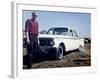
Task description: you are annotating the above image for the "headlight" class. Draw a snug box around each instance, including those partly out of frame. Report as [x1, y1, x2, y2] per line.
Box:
[50, 41, 54, 46]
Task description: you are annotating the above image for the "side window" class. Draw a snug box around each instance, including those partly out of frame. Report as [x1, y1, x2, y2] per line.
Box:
[73, 31, 78, 38]
[69, 29, 73, 37]
[75, 31, 78, 37]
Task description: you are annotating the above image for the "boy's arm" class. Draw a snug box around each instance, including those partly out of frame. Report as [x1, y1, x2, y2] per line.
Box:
[25, 20, 30, 44]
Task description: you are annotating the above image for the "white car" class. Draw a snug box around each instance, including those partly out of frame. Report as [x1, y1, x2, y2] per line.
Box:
[39, 27, 84, 60]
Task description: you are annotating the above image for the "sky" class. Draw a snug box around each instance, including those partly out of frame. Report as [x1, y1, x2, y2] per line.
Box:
[23, 10, 91, 38]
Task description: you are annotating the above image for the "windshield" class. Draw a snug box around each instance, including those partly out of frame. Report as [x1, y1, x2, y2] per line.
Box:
[47, 28, 68, 35]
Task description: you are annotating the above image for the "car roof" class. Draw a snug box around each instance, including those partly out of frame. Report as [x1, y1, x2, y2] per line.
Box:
[49, 27, 68, 29]
[49, 27, 75, 31]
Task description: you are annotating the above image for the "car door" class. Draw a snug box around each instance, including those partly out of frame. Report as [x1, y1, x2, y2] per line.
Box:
[67, 29, 75, 50]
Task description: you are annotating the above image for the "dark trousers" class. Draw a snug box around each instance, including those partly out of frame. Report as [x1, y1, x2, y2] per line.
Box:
[27, 33, 38, 68]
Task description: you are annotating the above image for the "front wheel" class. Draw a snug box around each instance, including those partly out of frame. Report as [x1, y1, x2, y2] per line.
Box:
[55, 46, 63, 60]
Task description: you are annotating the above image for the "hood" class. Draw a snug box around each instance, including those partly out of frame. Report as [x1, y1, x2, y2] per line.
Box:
[39, 34, 69, 38]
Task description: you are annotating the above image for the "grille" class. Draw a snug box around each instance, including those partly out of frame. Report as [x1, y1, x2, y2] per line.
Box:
[39, 38, 53, 46]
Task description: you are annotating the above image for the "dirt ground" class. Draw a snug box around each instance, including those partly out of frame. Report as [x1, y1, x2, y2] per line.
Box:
[23, 44, 91, 69]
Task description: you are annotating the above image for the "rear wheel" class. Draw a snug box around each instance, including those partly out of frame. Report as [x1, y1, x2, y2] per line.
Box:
[55, 45, 63, 60]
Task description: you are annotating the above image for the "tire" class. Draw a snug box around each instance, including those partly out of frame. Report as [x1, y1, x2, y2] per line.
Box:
[60, 43, 66, 54]
[55, 45, 63, 60]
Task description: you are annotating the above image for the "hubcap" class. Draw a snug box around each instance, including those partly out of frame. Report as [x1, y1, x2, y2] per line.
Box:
[58, 46, 63, 59]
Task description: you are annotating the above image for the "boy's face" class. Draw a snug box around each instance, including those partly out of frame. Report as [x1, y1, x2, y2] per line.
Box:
[32, 15, 36, 20]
